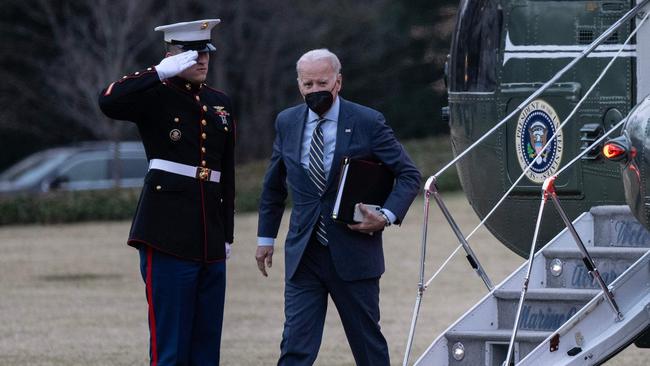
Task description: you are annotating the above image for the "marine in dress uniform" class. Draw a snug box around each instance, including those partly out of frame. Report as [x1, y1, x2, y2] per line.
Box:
[97, 19, 234, 366]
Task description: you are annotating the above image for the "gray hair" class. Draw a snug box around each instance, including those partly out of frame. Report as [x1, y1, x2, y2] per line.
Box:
[296, 49, 342, 76]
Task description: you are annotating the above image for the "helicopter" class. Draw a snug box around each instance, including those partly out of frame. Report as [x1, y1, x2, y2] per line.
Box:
[444, 0, 646, 257]
[403, 0, 650, 365]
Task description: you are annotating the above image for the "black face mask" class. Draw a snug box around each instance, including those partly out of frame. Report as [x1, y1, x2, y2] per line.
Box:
[305, 89, 334, 116]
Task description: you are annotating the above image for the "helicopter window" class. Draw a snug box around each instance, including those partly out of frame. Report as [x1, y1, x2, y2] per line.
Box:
[601, 2, 624, 12]
[578, 28, 618, 45]
[578, 29, 594, 44]
[449, 0, 502, 92]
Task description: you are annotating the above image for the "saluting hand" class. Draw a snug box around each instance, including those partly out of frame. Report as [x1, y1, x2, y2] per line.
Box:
[155, 50, 198, 80]
[255, 246, 274, 277]
[347, 203, 386, 235]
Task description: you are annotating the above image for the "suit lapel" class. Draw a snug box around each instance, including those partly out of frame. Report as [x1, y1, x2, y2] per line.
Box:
[286, 104, 316, 190]
[326, 98, 355, 191]
[288, 105, 308, 164]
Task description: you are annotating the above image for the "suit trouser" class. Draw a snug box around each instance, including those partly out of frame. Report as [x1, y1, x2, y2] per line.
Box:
[139, 246, 226, 366]
[278, 239, 390, 366]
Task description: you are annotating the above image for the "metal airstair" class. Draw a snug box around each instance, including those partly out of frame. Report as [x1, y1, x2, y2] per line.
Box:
[402, 0, 650, 366]
[402, 3, 650, 364]
[414, 205, 650, 365]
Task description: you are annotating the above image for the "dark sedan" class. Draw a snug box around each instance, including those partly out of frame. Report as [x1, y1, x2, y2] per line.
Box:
[0, 141, 148, 196]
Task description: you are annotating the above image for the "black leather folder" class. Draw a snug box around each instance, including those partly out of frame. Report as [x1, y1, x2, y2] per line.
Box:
[331, 157, 394, 224]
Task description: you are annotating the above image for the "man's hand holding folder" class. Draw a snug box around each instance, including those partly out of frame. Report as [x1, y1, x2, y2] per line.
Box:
[347, 203, 387, 234]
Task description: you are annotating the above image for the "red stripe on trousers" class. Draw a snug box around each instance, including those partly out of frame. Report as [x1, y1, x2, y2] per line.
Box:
[146, 247, 158, 366]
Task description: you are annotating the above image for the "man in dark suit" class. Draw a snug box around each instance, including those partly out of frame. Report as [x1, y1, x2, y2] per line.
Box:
[98, 19, 234, 365]
[256, 49, 421, 366]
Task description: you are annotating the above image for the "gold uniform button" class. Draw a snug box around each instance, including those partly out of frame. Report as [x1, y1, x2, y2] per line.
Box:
[224, 126, 229, 132]
[202, 133, 207, 140]
[155, 185, 162, 191]
[169, 128, 181, 141]
[202, 105, 208, 112]
[201, 147, 206, 153]
[201, 160, 207, 167]
[185, 83, 192, 90]
[201, 119, 207, 126]
[174, 117, 180, 123]
[195, 96, 200, 101]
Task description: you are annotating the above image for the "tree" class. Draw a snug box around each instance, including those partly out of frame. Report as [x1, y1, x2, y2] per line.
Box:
[0, 0, 457, 169]
[1, 0, 167, 182]
[32, 0, 165, 140]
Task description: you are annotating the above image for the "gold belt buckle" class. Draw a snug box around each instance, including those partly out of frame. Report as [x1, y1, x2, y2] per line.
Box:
[196, 167, 211, 181]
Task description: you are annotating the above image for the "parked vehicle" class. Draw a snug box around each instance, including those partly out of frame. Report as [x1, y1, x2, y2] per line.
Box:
[0, 141, 148, 195]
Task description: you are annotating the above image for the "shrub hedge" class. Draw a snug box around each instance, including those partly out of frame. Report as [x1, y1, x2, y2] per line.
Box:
[0, 189, 140, 225]
[0, 136, 461, 226]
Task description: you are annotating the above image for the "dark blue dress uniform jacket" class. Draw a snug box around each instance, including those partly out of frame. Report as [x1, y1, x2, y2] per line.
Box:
[98, 68, 235, 262]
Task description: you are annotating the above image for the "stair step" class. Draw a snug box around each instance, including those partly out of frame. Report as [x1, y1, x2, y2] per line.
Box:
[444, 330, 552, 365]
[493, 288, 600, 301]
[543, 247, 649, 259]
[543, 247, 647, 289]
[590, 206, 650, 248]
[494, 289, 599, 331]
[446, 329, 551, 342]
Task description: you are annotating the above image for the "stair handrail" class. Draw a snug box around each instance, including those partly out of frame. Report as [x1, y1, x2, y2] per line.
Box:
[403, 3, 650, 365]
[506, 10, 649, 361]
[428, 111, 627, 313]
[503, 128, 627, 364]
[503, 179, 550, 366]
[402, 189, 432, 366]
[545, 176, 624, 321]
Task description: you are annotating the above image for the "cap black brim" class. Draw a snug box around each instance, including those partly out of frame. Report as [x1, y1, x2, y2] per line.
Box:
[169, 40, 216, 52]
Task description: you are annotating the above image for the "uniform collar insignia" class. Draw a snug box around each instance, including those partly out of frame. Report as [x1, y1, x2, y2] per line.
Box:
[167, 76, 202, 94]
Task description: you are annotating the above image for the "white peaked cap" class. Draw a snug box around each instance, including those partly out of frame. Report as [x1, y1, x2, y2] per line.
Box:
[154, 19, 221, 44]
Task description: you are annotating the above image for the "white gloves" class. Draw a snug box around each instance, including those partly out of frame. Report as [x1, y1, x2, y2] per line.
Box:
[155, 50, 198, 81]
[225, 242, 232, 260]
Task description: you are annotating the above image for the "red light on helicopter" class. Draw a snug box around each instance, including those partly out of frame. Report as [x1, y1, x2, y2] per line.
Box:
[602, 142, 627, 161]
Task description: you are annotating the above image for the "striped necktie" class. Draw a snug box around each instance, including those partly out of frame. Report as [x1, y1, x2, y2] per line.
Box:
[309, 118, 328, 245]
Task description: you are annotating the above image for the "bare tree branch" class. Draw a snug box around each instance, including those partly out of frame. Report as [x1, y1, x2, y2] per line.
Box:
[10, 0, 164, 139]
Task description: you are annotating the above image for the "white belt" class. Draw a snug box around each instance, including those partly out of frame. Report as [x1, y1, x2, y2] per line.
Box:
[149, 159, 221, 183]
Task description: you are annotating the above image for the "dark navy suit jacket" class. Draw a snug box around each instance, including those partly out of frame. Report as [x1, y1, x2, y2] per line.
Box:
[258, 98, 421, 281]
